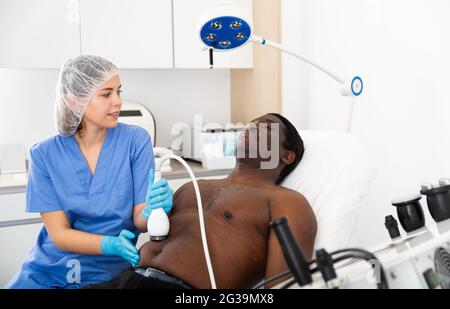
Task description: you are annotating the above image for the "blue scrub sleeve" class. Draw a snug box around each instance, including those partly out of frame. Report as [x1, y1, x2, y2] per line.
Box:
[131, 129, 154, 205]
[26, 146, 63, 213]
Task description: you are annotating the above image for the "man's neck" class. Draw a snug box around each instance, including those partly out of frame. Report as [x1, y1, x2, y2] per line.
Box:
[227, 162, 279, 185]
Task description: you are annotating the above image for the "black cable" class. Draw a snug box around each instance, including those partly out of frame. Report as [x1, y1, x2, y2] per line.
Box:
[280, 267, 321, 289]
[332, 248, 374, 256]
[252, 270, 291, 289]
[280, 278, 296, 289]
[252, 259, 319, 289]
[258, 248, 388, 289]
[332, 254, 359, 264]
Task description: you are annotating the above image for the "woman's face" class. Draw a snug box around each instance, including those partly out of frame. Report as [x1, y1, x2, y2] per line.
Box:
[83, 74, 122, 130]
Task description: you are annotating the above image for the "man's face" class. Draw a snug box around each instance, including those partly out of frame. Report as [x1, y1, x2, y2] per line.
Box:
[236, 114, 287, 169]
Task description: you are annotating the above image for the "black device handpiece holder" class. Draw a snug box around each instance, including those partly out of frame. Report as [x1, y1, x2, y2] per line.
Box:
[384, 215, 401, 239]
[270, 217, 313, 287]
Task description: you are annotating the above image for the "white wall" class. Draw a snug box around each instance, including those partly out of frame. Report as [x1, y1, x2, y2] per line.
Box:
[0, 69, 230, 150]
[282, 0, 450, 248]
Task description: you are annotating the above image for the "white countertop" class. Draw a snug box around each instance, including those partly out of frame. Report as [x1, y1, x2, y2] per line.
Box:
[0, 160, 231, 194]
[0, 173, 27, 191]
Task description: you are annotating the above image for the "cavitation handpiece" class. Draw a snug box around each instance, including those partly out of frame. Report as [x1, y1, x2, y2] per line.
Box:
[147, 169, 170, 241]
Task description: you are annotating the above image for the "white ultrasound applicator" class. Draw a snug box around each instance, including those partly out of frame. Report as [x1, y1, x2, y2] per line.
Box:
[147, 169, 170, 241]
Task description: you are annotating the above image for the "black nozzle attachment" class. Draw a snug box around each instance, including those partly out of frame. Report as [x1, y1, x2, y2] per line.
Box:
[315, 249, 337, 282]
[420, 184, 450, 222]
[391, 195, 425, 232]
[270, 217, 312, 287]
[384, 215, 401, 239]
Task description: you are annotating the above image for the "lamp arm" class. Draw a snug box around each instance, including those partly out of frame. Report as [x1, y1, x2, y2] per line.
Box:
[251, 35, 345, 85]
[251, 35, 360, 132]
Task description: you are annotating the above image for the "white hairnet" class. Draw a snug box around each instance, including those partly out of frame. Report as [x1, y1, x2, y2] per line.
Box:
[55, 55, 118, 136]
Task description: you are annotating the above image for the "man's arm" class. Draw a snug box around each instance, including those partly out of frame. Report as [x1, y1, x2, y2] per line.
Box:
[264, 190, 317, 288]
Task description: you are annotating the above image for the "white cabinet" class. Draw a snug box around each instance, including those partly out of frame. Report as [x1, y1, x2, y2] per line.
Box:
[0, 193, 40, 221]
[0, 192, 43, 287]
[173, 0, 253, 69]
[0, 223, 43, 288]
[0, 0, 81, 68]
[0, 0, 253, 69]
[79, 0, 173, 68]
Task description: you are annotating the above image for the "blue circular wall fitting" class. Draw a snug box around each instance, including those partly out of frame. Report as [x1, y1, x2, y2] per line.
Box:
[351, 76, 363, 96]
[200, 16, 252, 50]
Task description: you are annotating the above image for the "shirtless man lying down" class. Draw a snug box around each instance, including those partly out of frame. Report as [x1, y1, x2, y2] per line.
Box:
[86, 113, 317, 289]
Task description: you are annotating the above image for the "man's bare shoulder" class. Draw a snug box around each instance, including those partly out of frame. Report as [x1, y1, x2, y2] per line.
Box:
[271, 186, 310, 207]
[269, 186, 317, 229]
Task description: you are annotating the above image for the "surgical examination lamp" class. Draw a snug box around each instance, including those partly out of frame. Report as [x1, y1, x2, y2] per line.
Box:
[198, 5, 364, 132]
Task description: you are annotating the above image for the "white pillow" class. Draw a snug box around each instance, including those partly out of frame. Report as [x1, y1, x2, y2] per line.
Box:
[281, 130, 375, 252]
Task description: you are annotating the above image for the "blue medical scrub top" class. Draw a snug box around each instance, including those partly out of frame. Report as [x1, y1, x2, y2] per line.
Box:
[6, 123, 154, 289]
